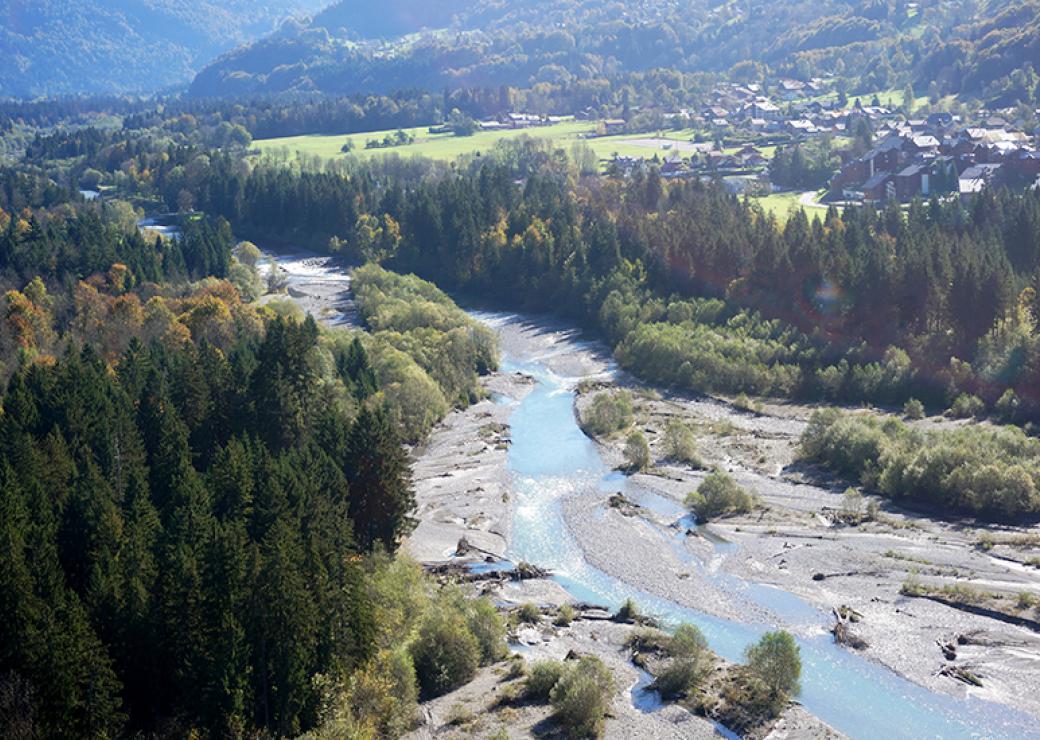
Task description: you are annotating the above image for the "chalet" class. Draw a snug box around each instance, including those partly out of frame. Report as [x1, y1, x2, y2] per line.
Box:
[749, 118, 782, 134]
[722, 175, 761, 194]
[862, 171, 895, 202]
[894, 164, 930, 201]
[947, 136, 979, 158]
[777, 79, 806, 100]
[831, 133, 917, 196]
[506, 112, 543, 128]
[1005, 149, 1040, 182]
[838, 135, 905, 185]
[959, 163, 1003, 196]
[705, 151, 739, 170]
[608, 155, 645, 177]
[661, 157, 690, 178]
[786, 119, 818, 135]
[603, 119, 627, 135]
[746, 101, 781, 120]
[731, 144, 768, 168]
[907, 134, 940, 154]
[812, 110, 847, 131]
[861, 106, 894, 120]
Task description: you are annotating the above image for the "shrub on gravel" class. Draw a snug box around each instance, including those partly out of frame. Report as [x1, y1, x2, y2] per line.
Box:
[549, 656, 615, 738]
[525, 660, 567, 700]
[685, 469, 755, 520]
[664, 420, 702, 466]
[745, 630, 801, 699]
[582, 391, 634, 436]
[624, 431, 651, 471]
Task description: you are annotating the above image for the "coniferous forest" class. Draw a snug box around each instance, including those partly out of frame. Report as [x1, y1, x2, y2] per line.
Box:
[171, 146, 1040, 424]
[0, 159, 503, 737]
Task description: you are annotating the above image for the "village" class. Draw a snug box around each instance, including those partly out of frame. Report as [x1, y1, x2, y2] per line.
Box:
[477, 78, 1040, 206]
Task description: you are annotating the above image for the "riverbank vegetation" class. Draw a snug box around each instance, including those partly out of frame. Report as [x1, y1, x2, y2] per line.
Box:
[579, 390, 635, 437]
[686, 470, 757, 521]
[632, 624, 801, 734]
[410, 587, 506, 698]
[523, 656, 615, 738]
[352, 265, 499, 441]
[800, 409, 1040, 521]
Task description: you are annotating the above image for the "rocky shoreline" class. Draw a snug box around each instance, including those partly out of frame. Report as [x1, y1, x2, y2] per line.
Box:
[571, 383, 1040, 723]
[404, 313, 847, 738]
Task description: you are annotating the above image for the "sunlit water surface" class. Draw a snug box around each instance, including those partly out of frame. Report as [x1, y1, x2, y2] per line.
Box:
[496, 325, 1039, 740]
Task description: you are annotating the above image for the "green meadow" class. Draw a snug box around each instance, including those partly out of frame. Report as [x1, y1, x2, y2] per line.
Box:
[253, 121, 734, 164]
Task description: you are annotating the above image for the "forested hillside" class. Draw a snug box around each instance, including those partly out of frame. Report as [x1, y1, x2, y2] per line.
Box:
[0, 148, 504, 736]
[916, 0, 1040, 103]
[0, 0, 327, 96]
[189, 0, 1017, 101]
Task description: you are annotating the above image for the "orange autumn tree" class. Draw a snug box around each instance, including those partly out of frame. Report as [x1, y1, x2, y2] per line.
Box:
[1, 277, 56, 362]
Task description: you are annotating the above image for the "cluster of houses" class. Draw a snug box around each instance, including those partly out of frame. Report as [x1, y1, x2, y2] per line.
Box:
[831, 116, 1040, 202]
[604, 79, 1040, 203]
[692, 82, 1040, 202]
[454, 78, 1040, 204]
[691, 80, 861, 137]
[609, 143, 772, 185]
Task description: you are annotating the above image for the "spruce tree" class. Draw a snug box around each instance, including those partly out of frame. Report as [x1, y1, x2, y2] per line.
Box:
[345, 406, 415, 552]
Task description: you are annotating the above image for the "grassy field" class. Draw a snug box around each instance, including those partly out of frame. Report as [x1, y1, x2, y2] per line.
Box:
[255, 120, 600, 162]
[751, 190, 830, 223]
[258, 121, 836, 226]
[804, 87, 941, 112]
[753, 191, 805, 222]
[254, 121, 739, 165]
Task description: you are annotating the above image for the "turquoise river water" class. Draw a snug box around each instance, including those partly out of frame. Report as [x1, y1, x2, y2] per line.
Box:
[499, 344, 1040, 740]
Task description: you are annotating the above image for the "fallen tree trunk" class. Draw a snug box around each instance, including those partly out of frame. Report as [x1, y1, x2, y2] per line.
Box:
[905, 593, 1040, 633]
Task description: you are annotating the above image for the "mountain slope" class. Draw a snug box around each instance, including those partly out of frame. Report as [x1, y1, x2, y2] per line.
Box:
[188, 0, 1003, 99]
[0, 0, 328, 97]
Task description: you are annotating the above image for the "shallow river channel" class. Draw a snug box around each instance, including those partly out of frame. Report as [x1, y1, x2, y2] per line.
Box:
[489, 311, 1039, 740]
[254, 248, 1040, 740]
